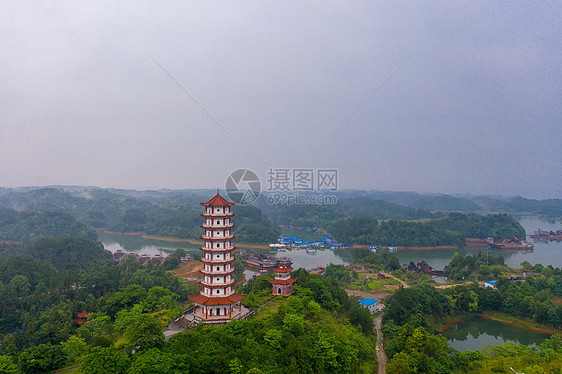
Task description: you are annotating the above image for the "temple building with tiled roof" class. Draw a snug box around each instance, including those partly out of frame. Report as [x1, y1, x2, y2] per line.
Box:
[268, 263, 297, 296]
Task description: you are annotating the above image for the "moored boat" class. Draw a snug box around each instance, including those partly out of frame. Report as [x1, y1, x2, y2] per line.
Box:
[488, 238, 534, 250]
[530, 229, 562, 241]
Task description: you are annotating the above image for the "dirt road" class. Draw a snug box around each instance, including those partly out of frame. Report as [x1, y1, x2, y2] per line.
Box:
[374, 314, 387, 374]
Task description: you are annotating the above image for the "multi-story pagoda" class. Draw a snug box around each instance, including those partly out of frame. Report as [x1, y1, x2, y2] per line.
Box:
[188, 192, 245, 323]
[268, 263, 297, 296]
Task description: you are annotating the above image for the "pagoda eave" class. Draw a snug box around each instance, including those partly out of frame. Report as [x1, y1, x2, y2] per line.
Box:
[273, 268, 293, 273]
[268, 278, 297, 285]
[189, 293, 246, 306]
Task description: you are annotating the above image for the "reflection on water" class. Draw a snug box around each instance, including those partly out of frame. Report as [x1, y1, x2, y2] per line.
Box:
[98, 230, 354, 270]
[98, 231, 200, 257]
[443, 316, 551, 351]
[98, 216, 562, 271]
[269, 247, 355, 270]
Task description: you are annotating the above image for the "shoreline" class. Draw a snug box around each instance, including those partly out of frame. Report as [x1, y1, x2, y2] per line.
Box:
[398, 245, 460, 250]
[98, 229, 271, 249]
[98, 229, 495, 251]
[480, 313, 561, 335]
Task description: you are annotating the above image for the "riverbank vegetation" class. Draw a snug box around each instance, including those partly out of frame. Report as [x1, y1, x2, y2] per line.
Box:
[330, 213, 525, 247]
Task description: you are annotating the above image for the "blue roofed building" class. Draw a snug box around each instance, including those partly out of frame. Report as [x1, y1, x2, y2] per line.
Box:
[484, 280, 497, 289]
[359, 298, 382, 314]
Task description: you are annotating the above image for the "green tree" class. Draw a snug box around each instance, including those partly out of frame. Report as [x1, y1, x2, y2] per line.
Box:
[60, 336, 87, 365]
[0, 355, 19, 373]
[114, 305, 164, 353]
[128, 348, 189, 374]
[18, 344, 67, 374]
[81, 346, 130, 374]
[8, 274, 31, 296]
[387, 352, 416, 374]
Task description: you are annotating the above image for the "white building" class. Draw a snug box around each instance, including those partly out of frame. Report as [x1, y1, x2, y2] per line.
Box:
[359, 298, 382, 314]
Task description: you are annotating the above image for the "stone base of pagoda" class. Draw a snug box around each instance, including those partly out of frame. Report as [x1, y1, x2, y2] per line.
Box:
[177, 304, 253, 327]
[193, 308, 242, 323]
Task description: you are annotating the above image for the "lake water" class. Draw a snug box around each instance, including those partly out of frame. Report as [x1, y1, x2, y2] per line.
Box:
[98, 231, 200, 257]
[442, 316, 551, 351]
[98, 215, 562, 271]
[97, 230, 354, 270]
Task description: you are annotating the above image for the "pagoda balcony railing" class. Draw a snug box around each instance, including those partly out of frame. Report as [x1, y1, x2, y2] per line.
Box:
[201, 223, 235, 229]
[201, 212, 235, 218]
[199, 279, 236, 287]
[200, 235, 235, 241]
[201, 268, 235, 276]
[201, 246, 236, 252]
[200, 257, 236, 264]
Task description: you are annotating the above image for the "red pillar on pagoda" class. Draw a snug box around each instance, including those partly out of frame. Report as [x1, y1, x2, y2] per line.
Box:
[268, 263, 297, 296]
[188, 192, 245, 323]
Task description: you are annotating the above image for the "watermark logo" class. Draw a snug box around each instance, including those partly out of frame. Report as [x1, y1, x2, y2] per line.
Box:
[267, 168, 338, 191]
[225, 169, 261, 205]
[225, 168, 338, 205]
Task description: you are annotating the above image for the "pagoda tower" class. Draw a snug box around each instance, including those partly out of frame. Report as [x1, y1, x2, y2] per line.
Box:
[268, 263, 297, 296]
[188, 192, 245, 323]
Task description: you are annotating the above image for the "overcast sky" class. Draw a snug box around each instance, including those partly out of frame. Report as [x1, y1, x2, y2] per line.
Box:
[1, 1, 560, 198]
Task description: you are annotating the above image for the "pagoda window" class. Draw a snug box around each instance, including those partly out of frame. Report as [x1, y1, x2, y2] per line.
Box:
[278, 288, 282, 294]
[216, 290, 220, 294]
[216, 266, 220, 271]
[216, 220, 220, 224]
[216, 243, 220, 248]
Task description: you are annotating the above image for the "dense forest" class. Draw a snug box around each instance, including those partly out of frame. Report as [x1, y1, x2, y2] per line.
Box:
[0, 237, 377, 373]
[0, 208, 97, 242]
[330, 213, 525, 246]
[0, 237, 112, 270]
[0, 187, 558, 248]
[0, 188, 279, 244]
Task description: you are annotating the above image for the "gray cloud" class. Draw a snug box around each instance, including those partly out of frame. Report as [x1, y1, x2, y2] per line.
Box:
[1, 1, 560, 198]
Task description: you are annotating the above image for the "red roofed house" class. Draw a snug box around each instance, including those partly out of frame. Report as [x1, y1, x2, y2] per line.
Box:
[268, 263, 297, 296]
[188, 192, 246, 324]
